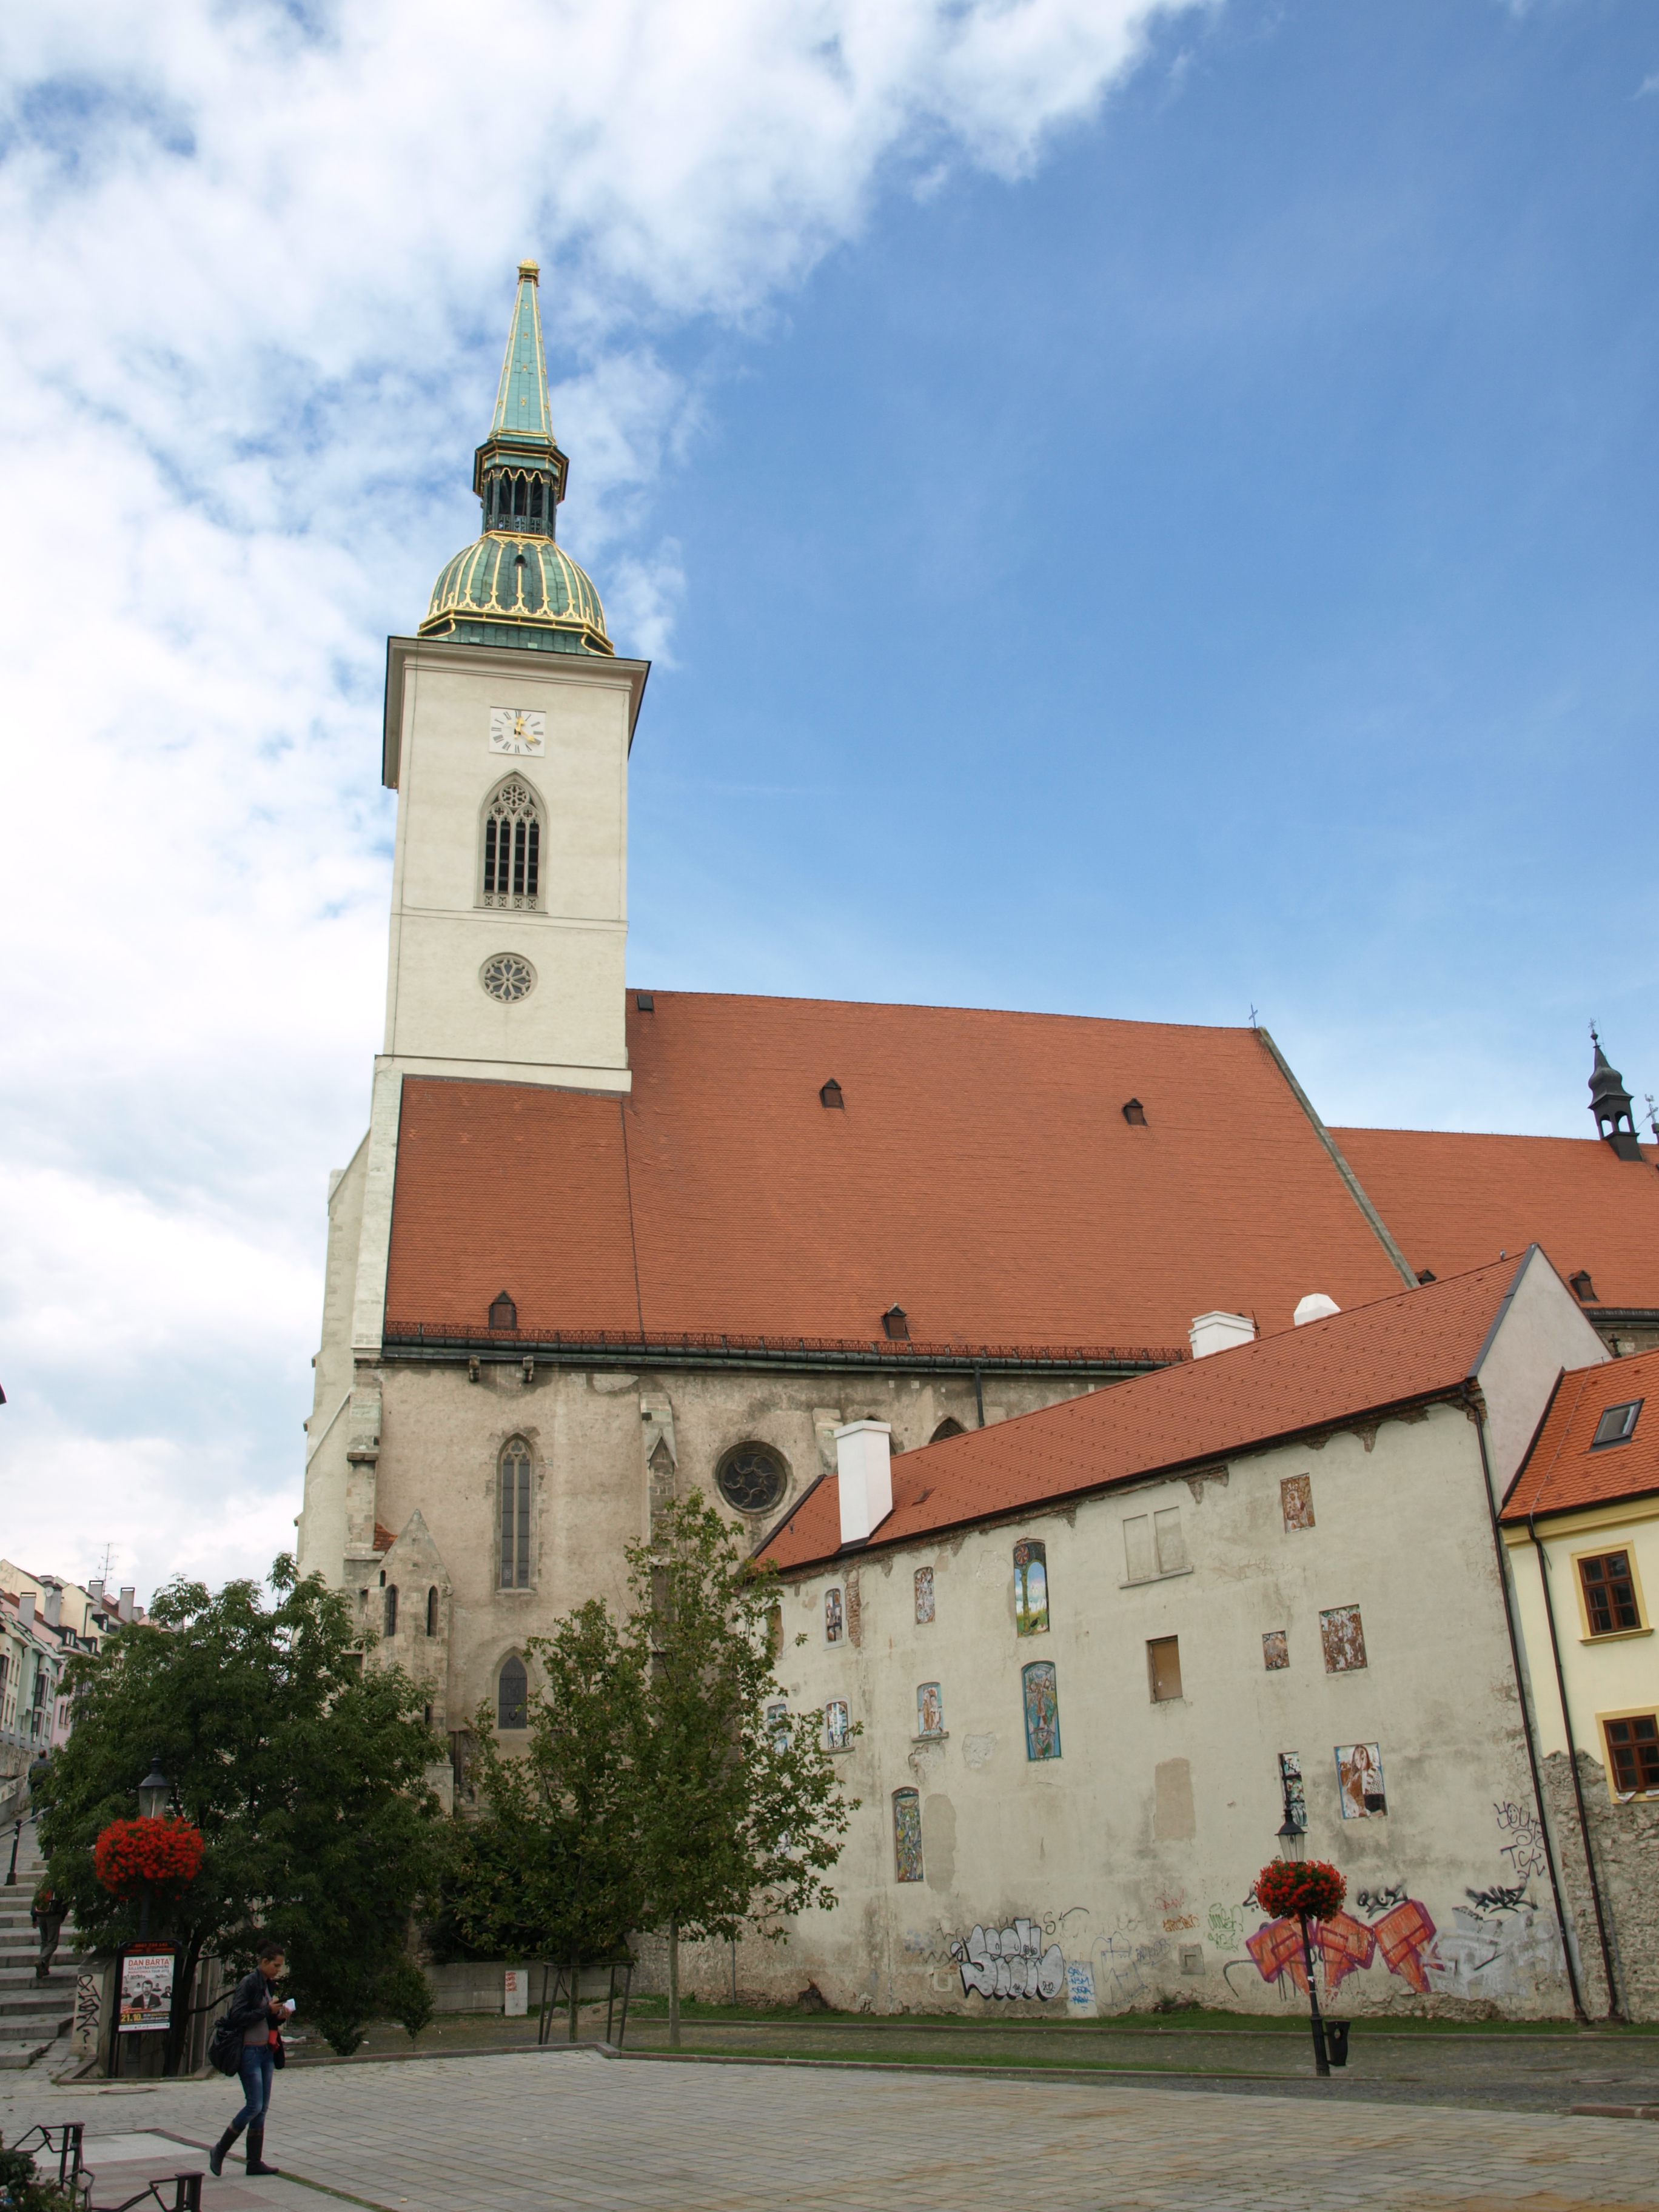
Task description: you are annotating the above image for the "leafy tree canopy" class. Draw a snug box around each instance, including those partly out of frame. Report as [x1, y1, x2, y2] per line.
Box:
[38, 1556, 445, 2064]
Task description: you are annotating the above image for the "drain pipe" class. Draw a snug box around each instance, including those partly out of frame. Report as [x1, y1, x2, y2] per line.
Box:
[1463, 1387, 1588, 2022]
[1528, 1512, 1624, 2020]
[973, 1361, 985, 1429]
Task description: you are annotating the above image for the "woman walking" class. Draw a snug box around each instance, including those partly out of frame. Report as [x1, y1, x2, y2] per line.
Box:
[209, 1938, 292, 2177]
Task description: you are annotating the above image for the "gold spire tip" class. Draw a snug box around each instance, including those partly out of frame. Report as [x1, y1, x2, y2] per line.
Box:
[518, 259, 540, 282]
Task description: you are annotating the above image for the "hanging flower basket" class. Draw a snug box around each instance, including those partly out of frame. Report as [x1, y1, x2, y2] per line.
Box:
[1254, 1857, 1346, 1924]
[94, 1817, 205, 1898]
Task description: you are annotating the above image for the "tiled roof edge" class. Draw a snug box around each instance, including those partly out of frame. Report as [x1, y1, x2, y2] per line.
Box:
[1255, 1028, 1418, 1289]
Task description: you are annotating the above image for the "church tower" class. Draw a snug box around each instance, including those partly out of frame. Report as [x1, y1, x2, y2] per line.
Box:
[380, 260, 648, 1094]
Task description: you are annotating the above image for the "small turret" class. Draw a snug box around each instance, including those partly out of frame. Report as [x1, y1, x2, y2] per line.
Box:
[1588, 1027, 1644, 1161]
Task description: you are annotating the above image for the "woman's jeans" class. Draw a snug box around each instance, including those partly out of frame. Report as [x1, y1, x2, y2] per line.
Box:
[232, 2045, 273, 2131]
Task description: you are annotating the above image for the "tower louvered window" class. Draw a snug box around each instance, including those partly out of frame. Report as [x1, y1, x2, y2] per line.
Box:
[483, 780, 540, 910]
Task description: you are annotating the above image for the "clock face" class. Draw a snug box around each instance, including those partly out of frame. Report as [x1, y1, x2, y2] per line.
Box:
[489, 707, 546, 755]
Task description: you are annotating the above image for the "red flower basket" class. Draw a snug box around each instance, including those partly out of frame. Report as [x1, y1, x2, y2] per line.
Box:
[1255, 1857, 1346, 1924]
[94, 1817, 205, 1899]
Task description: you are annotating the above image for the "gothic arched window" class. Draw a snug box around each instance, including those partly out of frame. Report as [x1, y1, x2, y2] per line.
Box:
[498, 1655, 528, 1731]
[481, 779, 541, 910]
[499, 1437, 532, 1589]
[426, 1586, 439, 1637]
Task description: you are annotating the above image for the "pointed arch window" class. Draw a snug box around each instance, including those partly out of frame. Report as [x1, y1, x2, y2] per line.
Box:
[498, 1655, 528, 1730]
[426, 1586, 440, 1637]
[481, 779, 541, 910]
[499, 1438, 532, 1588]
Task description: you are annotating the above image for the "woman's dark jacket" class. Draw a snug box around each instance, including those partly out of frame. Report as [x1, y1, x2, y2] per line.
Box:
[223, 1970, 278, 2036]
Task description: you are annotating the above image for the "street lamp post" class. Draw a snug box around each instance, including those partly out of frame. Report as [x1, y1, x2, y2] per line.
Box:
[1276, 1815, 1331, 2080]
[135, 1759, 169, 1940]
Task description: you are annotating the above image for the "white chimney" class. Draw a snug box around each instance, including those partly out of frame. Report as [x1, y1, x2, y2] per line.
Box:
[87, 1580, 105, 1607]
[1188, 1311, 1257, 1359]
[118, 1586, 136, 1623]
[18, 1591, 35, 1626]
[1293, 1293, 1341, 1327]
[835, 1421, 894, 1546]
[42, 1584, 62, 1629]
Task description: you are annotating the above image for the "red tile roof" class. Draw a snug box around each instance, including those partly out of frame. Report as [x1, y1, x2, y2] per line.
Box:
[384, 994, 1410, 1352]
[760, 1257, 1526, 1572]
[1501, 1346, 1659, 1523]
[1332, 1127, 1659, 1314]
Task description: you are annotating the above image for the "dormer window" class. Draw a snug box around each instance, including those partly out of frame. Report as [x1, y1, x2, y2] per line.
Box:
[489, 1290, 517, 1330]
[882, 1305, 910, 1341]
[1122, 1099, 1147, 1125]
[1570, 1270, 1598, 1304]
[1592, 1399, 1642, 1449]
[820, 1079, 843, 1109]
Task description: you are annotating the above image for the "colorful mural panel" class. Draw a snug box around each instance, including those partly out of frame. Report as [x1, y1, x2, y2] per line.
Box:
[1022, 1660, 1061, 1760]
[825, 1587, 843, 1644]
[1280, 1474, 1315, 1530]
[1278, 1750, 1305, 1826]
[893, 1788, 923, 1883]
[823, 1698, 850, 1750]
[1262, 1630, 1289, 1671]
[1013, 1540, 1049, 1636]
[917, 1681, 943, 1737]
[914, 1567, 935, 1624]
[1319, 1604, 1367, 1673]
[1336, 1741, 1387, 1818]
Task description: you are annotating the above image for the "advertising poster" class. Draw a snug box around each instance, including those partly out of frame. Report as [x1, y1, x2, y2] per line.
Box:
[119, 1946, 176, 2030]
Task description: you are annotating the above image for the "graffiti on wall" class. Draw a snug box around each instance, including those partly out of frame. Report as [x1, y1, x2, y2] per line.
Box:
[951, 1919, 1068, 2002]
[1156, 1888, 1199, 1934]
[1355, 1883, 1407, 1919]
[1493, 1800, 1549, 1883]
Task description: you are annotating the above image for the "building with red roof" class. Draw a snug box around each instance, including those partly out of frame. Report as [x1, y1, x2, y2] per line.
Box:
[294, 275, 1657, 2014]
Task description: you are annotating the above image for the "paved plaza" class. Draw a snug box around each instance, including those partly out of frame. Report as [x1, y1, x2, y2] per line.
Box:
[4, 2047, 1658, 2212]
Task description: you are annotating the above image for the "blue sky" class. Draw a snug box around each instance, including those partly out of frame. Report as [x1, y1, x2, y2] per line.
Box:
[1, 0, 1655, 1596]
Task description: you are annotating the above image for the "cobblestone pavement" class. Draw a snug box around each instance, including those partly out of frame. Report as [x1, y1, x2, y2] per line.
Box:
[4, 2048, 1658, 2212]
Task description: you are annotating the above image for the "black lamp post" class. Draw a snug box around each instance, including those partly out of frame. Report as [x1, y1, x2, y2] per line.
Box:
[1275, 1814, 1330, 2079]
[135, 1758, 169, 1940]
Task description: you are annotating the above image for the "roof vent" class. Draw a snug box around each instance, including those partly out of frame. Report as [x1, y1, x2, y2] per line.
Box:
[1293, 1293, 1341, 1327]
[489, 1289, 518, 1329]
[1569, 1270, 1598, 1304]
[820, 1079, 844, 1109]
[1188, 1311, 1256, 1359]
[1416, 1269, 1436, 1285]
[1122, 1099, 1147, 1125]
[635, 991, 654, 1011]
[882, 1304, 910, 1341]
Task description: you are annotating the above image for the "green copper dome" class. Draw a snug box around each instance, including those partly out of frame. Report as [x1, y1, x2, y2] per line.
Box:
[423, 532, 611, 655]
[420, 261, 613, 657]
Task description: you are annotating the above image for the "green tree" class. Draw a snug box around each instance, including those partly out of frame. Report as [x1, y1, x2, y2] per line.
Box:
[625, 1495, 856, 2047]
[378, 1958, 437, 2045]
[38, 1557, 445, 2068]
[447, 1601, 644, 2040]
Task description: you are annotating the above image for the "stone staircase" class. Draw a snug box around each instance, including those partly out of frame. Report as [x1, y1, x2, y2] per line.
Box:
[0, 1818, 76, 2068]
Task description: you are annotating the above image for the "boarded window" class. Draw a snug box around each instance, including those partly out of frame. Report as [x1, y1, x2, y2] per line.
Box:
[1278, 1751, 1305, 1826]
[1013, 1540, 1049, 1635]
[1581, 1552, 1641, 1636]
[1147, 1637, 1182, 1703]
[914, 1566, 935, 1624]
[1022, 1661, 1061, 1759]
[1336, 1742, 1387, 1818]
[825, 1587, 843, 1644]
[1153, 1506, 1187, 1572]
[1125, 1509, 1185, 1579]
[893, 1789, 924, 1881]
[498, 1655, 528, 1731]
[1262, 1629, 1289, 1671]
[1604, 1714, 1659, 1795]
[917, 1681, 943, 1737]
[499, 1439, 532, 1588]
[824, 1698, 850, 1751]
[1281, 1475, 1315, 1530]
[1319, 1604, 1367, 1672]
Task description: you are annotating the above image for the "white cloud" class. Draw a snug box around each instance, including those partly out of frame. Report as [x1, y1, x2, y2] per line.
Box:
[0, 0, 1203, 1596]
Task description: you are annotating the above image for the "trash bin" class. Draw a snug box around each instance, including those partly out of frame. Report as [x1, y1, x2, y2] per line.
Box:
[1322, 2019, 1350, 2068]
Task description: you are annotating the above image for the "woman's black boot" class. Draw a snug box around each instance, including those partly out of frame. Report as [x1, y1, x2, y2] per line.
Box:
[208, 2125, 243, 2177]
[246, 2125, 280, 2177]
